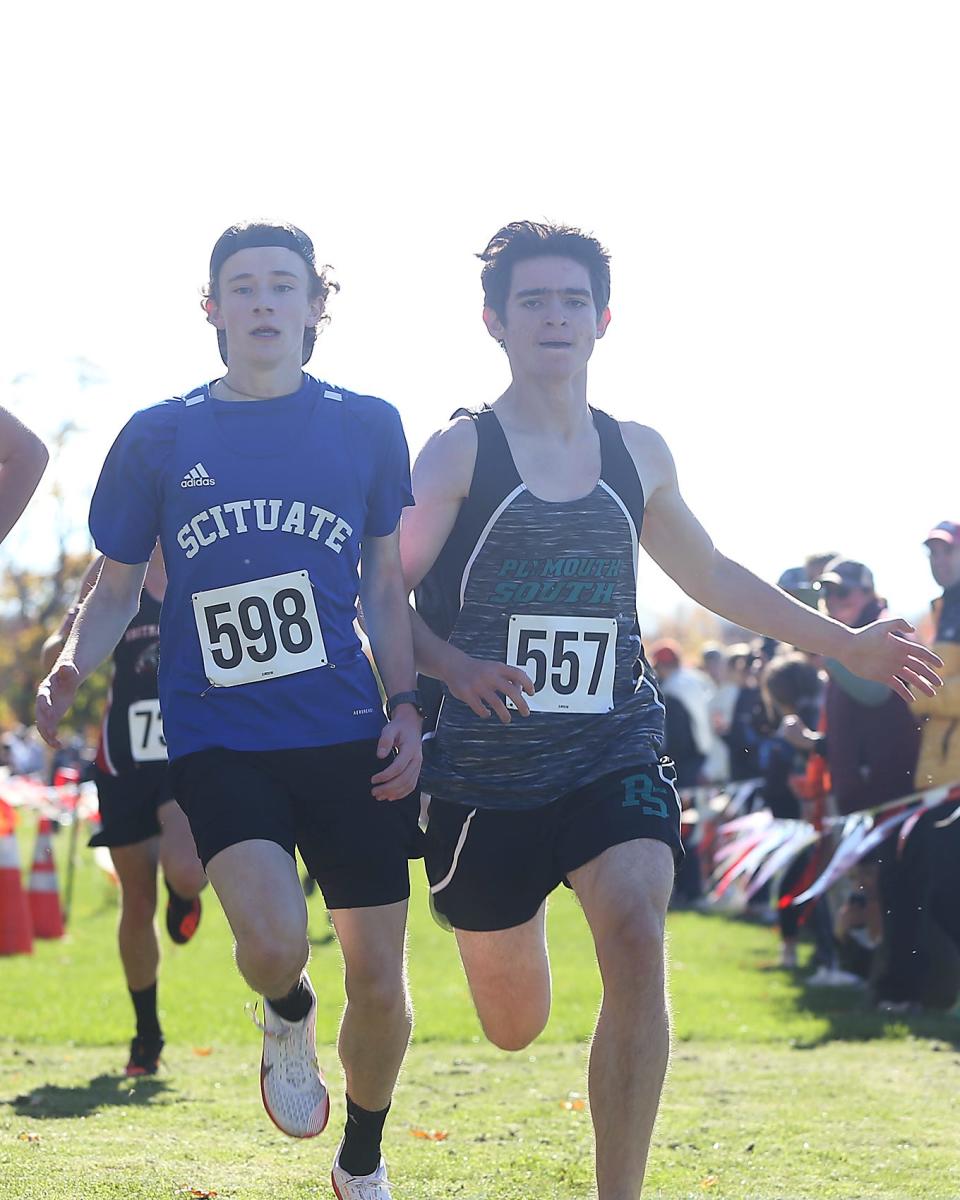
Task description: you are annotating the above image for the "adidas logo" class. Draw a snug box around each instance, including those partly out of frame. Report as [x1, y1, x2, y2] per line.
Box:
[180, 462, 216, 488]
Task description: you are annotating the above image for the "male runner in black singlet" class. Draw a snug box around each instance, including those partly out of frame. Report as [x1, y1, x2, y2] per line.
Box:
[43, 547, 207, 1076]
[399, 221, 942, 1198]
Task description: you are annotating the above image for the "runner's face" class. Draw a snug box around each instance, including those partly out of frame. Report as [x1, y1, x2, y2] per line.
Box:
[208, 246, 320, 369]
[485, 256, 610, 379]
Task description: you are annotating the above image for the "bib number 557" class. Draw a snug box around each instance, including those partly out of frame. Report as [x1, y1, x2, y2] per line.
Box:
[506, 614, 618, 714]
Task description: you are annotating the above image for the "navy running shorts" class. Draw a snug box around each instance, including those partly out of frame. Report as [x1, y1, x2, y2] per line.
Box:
[423, 759, 684, 932]
[89, 764, 174, 849]
[170, 739, 424, 910]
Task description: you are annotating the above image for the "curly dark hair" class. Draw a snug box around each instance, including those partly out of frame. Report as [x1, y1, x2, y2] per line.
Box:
[202, 220, 338, 366]
[478, 220, 611, 322]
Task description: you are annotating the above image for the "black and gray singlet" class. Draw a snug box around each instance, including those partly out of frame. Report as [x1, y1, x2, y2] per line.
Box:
[416, 406, 666, 810]
[95, 589, 166, 776]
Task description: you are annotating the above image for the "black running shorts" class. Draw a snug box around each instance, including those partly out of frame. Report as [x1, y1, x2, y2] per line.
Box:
[424, 760, 684, 932]
[89, 764, 173, 849]
[170, 740, 424, 911]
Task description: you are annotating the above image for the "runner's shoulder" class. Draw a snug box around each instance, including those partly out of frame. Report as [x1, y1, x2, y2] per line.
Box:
[107, 396, 188, 459]
[314, 378, 404, 435]
[412, 412, 478, 500]
[612, 418, 671, 458]
[604, 418, 677, 502]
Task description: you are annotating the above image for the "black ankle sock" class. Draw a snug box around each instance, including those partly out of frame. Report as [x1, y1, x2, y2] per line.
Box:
[339, 1095, 390, 1177]
[265, 977, 312, 1023]
[130, 982, 161, 1042]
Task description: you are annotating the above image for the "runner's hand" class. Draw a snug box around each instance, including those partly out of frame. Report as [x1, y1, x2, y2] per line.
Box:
[35, 663, 81, 749]
[371, 706, 423, 801]
[445, 648, 535, 724]
[840, 620, 943, 705]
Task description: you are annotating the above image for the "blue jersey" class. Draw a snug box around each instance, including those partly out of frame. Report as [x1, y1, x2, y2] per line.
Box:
[89, 375, 413, 761]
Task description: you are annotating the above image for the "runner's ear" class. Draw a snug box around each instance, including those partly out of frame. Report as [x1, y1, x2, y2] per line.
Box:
[306, 293, 325, 329]
[483, 306, 506, 343]
[596, 307, 611, 339]
[204, 297, 224, 329]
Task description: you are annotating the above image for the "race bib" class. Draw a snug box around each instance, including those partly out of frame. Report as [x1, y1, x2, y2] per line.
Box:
[506, 614, 618, 714]
[192, 570, 328, 688]
[127, 698, 167, 762]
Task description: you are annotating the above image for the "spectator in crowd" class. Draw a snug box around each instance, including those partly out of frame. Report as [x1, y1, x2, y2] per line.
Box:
[700, 644, 732, 782]
[911, 521, 960, 790]
[871, 522, 960, 1010]
[723, 643, 768, 781]
[777, 552, 840, 612]
[760, 654, 844, 977]
[779, 558, 924, 993]
[649, 641, 711, 786]
[780, 559, 921, 813]
[2, 725, 46, 777]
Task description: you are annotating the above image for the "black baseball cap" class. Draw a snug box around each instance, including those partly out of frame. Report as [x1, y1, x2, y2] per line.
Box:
[814, 557, 875, 592]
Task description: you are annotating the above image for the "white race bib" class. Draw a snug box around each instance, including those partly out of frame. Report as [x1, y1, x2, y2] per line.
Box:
[506, 614, 618, 714]
[127, 698, 167, 762]
[192, 570, 328, 688]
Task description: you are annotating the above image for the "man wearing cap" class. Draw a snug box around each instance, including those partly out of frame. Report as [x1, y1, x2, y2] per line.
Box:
[911, 523, 960, 789]
[782, 557, 922, 815]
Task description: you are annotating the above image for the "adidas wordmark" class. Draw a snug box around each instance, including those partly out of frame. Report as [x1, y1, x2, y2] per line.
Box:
[181, 463, 216, 488]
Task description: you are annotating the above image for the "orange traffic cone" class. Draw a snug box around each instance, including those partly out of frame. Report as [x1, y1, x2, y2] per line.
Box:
[0, 801, 33, 955]
[27, 817, 64, 939]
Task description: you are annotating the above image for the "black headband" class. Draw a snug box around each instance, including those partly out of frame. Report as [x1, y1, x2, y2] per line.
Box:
[209, 223, 316, 292]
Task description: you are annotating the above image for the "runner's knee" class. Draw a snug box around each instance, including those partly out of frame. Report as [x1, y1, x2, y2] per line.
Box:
[118, 876, 158, 927]
[477, 1003, 548, 1052]
[343, 959, 407, 1015]
[164, 859, 206, 899]
[237, 925, 308, 990]
[594, 902, 666, 986]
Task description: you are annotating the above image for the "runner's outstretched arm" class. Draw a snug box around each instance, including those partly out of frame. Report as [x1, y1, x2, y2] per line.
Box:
[36, 557, 148, 749]
[360, 526, 423, 801]
[631, 424, 943, 704]
[0, 406, 49, 545]
[40, 555, 105, 674]
[399, 420, 533, 724]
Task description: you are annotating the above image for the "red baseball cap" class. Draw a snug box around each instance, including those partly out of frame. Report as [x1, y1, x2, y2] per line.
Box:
[924, 521, 960, 547]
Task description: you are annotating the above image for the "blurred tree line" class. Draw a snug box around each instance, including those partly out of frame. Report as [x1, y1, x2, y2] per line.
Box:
[0, 420, 109, 737]
[0, 551, 110, 733]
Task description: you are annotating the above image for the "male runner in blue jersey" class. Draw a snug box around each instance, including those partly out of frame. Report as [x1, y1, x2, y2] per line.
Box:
[36, 222, 422, 1200]
[400, 221, 943, 1199]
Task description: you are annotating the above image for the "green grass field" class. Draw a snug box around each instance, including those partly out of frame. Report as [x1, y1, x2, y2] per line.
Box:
[2, 812, 959, 1199]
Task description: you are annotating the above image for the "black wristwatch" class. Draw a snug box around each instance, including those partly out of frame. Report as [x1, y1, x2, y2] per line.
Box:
[386, 689, 425, 720]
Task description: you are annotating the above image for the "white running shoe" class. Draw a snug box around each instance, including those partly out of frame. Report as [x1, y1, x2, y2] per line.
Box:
[255, 973, 329, 1138]
[331, 1140, 393, 1199]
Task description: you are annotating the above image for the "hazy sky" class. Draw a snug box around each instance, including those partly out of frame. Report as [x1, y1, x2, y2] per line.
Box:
[2, 2, 957, 629]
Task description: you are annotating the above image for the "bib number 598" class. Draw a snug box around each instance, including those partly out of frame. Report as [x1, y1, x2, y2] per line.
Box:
[193, 570, 328, 688]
